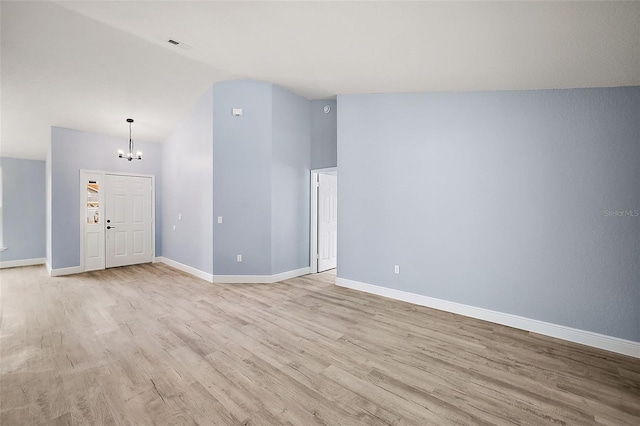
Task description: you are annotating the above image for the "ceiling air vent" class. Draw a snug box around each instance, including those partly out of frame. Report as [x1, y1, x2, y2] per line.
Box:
[167, 39, 192, 50]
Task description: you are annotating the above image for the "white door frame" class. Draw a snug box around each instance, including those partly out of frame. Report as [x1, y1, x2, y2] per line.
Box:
[310, 167, 337, 273]
[80, 169, 156, 273]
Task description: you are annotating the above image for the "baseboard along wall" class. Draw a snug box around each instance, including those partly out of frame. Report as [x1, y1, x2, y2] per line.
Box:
[335, 277, 640, 359]
[50, 265, 83, 277]
[155, 257, 214, 282]
[0, 257, 46, 269]
[156, 257, 310, 285]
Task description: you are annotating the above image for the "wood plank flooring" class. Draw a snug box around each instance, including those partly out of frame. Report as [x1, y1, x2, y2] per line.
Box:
[1, 263, 639, 425]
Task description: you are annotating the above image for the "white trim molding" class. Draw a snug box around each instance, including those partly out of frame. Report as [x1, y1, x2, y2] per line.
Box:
[213, 267, 311, 284]
[0, 257, 46, 269]
[156, 257, 214, 283]
[50, 265, 83, 277]
[335, 277, 640, 359]
[156, 257, 310, 284]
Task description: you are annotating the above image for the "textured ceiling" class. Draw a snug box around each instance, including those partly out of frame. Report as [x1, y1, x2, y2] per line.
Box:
[2, 1, 639, 160]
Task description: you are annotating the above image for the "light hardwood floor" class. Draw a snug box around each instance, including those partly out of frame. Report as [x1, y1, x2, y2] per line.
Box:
[1, 263, 639, 425]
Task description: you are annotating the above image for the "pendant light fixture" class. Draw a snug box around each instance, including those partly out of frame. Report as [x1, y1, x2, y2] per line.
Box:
[118, 118, 142, 161]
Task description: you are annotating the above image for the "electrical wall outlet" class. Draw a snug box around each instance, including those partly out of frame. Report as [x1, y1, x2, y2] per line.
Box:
[237, 254, 242, 262]
[394, 265, 400, 274]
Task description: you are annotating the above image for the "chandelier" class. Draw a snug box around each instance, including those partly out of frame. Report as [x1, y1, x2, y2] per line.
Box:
[118, 118, 142, 161]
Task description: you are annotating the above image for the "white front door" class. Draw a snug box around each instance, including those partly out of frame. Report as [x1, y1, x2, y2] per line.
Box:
[105, 174, 153, 268]
[317, 173, 337, 272]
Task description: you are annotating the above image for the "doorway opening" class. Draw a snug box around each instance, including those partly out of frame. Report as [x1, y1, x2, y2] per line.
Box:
[310, 168, 337, 273]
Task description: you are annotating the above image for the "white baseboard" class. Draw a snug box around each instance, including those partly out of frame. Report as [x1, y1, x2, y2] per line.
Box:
[50, 265, 83, 277]
[156, 258, 309, 284]
[0, 257, 46, 269]
[213, 267, 311, 284]
[273, 266, 312, 282]
[156, 257, 214, 283]
[335, 277, 640, 359]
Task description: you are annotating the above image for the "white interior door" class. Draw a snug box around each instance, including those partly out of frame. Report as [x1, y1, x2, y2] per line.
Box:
[317, 173, 337, 272]
[82, 172, 105, 271]
[105, 174, 153, 268]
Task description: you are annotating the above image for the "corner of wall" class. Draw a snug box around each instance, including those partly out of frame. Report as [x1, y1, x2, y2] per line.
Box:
[46, 137, 52, 269]
[161, 86, 214, 275]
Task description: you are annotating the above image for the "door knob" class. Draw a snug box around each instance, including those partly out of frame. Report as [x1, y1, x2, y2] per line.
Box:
[107, 226, 115, 229]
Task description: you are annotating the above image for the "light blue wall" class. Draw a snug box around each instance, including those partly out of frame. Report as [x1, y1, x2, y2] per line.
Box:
[213, 80, 273, 275]
[337, 86, 640, 342]
[212, 80, 312, 276]
[50, 127, 162, 269]
[272, 86, 311, 274]
[311, 100, 337, 169]
[162, 86, 214, 274]
[0, 157, 46, 262]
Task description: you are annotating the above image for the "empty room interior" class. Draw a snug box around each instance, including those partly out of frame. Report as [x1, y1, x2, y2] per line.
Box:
[1, 1, 639, 425]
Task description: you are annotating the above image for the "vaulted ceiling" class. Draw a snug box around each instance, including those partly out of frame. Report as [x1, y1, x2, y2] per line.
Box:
[2, 1, 639, 160]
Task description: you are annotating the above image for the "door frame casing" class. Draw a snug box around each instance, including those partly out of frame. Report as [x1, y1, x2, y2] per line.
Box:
[310, 167, 337, 273]
[79, 169, 156, 273]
